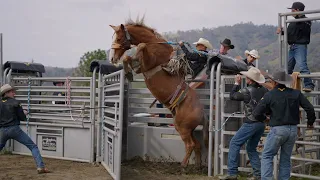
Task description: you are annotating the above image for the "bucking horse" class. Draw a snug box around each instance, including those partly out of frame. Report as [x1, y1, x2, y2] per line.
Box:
[108, 17, 209, 169]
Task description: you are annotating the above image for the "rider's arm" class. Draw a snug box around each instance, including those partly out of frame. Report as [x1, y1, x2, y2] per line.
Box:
[180, 44, 201, 62]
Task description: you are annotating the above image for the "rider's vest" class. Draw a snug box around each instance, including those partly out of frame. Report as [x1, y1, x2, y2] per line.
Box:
[240, 85, 268, 123]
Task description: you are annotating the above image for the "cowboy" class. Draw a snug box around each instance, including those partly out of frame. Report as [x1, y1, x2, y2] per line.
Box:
[276, 2, 314, 92]
[52, 81, 65, 105]
[220, 67, 268, 180]
[253, 69, 315, 180]
[210, 38, 235, 55]
[243, 49, 260, 67]
[0, 84, 50, 174]
[179, 38, 213, 78]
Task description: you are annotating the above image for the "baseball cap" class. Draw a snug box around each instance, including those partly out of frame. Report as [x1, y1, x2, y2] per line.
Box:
[288, 2, 305, 11]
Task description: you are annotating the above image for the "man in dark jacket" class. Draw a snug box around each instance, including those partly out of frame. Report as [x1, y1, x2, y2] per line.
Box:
[52, 81, 65, 105]
[277, 2, 314, 92]
[220, 67, 268, 180]
[179, 38, 213, 78]
[253, 69, 315, 180]
[0, 84, 49, 174]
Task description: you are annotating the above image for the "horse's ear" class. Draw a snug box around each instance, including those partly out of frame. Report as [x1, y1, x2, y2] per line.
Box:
[110, 25, 119, 31]
[120, 24, 125, 31]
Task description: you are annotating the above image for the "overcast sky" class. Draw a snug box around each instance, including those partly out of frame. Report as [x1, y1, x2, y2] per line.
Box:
[0, 0, 319, 68]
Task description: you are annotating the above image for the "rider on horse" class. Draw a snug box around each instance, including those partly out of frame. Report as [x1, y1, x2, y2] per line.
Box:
[179, 38, 213, 79]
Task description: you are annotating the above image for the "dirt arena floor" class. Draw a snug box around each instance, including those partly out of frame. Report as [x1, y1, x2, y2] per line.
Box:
[1, 154, 320, 180]
[0, 154, 216, 180]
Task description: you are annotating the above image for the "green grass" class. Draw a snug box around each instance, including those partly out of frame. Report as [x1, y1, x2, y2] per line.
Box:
[0, 149, 13, 155]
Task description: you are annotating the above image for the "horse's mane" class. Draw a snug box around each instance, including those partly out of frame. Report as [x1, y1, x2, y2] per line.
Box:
[125, 15, 164, 39]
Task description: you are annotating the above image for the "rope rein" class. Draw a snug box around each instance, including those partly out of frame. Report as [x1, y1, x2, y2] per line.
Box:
[64, 77, 76, 121]
[64, 77, 85, 127]
[212, 112, 241, 132]
[26, 77, 31, 136]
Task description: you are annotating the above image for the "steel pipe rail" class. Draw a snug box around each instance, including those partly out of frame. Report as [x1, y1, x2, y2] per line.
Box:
[280, 9, 320, 16]
[295, 141, 320, 146]
[298, 73, 320, 78]
[297, 124, 320, 129]
[11, 77, 92, 81]
[213, 63, 221, 176]
[291, 173, 320, 180]
[286, 16, 320, 23]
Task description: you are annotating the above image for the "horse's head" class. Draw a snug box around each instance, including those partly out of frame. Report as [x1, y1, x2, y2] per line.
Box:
[109, 24, 131, 65]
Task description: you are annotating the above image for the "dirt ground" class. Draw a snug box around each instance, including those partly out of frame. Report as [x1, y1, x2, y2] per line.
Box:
[0, 154, 216, 180]
[2, 154, 319, 180]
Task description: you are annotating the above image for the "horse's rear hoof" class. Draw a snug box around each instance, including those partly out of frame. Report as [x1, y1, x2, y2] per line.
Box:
[181, 166, 187, 174]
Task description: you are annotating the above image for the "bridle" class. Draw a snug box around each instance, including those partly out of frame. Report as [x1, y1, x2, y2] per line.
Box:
[111, 26, 132, 51]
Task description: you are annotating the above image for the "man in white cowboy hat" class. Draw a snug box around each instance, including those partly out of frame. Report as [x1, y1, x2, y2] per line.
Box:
[0, 84, 50, 174]
[179, 38, 213, 78]
[220, 67, 268, 180]
[243, 49, 260, 67]
[253, 68, 315, 180]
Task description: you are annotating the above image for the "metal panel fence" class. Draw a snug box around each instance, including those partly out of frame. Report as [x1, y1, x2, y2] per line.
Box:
[8, 76, 96, 163]
[97, 70, 125, 180]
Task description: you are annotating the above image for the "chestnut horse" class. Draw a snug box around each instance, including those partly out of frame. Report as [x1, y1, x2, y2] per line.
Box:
[108, 18, 209, 168]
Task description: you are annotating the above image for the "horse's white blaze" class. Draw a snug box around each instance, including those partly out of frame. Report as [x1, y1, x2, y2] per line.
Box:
[108, 48, 114, 63]
[108, 33, 117, 63]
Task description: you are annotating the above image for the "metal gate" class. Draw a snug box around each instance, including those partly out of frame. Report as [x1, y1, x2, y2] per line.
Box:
[98, 70, 125, 180]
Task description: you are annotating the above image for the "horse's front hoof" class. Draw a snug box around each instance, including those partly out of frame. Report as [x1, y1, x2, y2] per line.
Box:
[125, 73, 134, 82]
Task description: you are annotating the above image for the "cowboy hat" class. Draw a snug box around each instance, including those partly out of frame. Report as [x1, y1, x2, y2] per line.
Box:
[0, 84, 17, 96]
[220, 38, 234, 49]
[240, 67, 265, 84]
[245, 49, 260, 59]
[193, 38, 213, 49]
[53, 81, 65, 86]
[267, 69, 293, 85]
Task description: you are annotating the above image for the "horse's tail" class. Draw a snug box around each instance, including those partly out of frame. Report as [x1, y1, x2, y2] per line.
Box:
[202, 111, 209, 149]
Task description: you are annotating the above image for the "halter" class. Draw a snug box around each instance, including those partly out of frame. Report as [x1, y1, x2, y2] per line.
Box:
[111, 26, 132, 50]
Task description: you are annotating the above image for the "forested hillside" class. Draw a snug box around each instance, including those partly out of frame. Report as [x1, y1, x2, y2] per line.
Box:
[163, 22, 320, 72]
[42, 21, 320, 76]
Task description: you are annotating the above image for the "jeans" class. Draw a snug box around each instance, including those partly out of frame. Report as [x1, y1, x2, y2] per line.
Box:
[0, 125, 45, 168]
[288, 44, 314, 89]
[228, 122, 265, 177]
[261, 125, 297, 180]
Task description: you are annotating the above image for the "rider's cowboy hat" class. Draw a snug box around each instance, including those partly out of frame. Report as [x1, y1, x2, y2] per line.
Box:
[245, 49, 260, 59]
[240, 67, 266, 84]
[193, 38, 213, 49]
[0, 84, 17, 96]
[266, 69, 293, 85]
[220, 38, 234, 49]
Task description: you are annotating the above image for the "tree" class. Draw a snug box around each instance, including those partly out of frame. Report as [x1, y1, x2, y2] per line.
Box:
[73, 49, 107, 77]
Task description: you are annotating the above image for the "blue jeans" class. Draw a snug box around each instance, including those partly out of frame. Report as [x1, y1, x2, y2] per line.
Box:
[288, 44, 314, 89]
[228, 122, 265, 177]
[261, 125, 297, 180]
[0, 125, 45, 168]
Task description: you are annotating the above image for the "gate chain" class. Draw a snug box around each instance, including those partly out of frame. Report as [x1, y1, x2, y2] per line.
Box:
[26, 76, 31, 136]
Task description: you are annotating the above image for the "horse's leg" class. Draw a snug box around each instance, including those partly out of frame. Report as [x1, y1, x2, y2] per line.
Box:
[178, 127, 195, 167]
[192, 135, 202, 168]
[122, 60, 133, 81]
